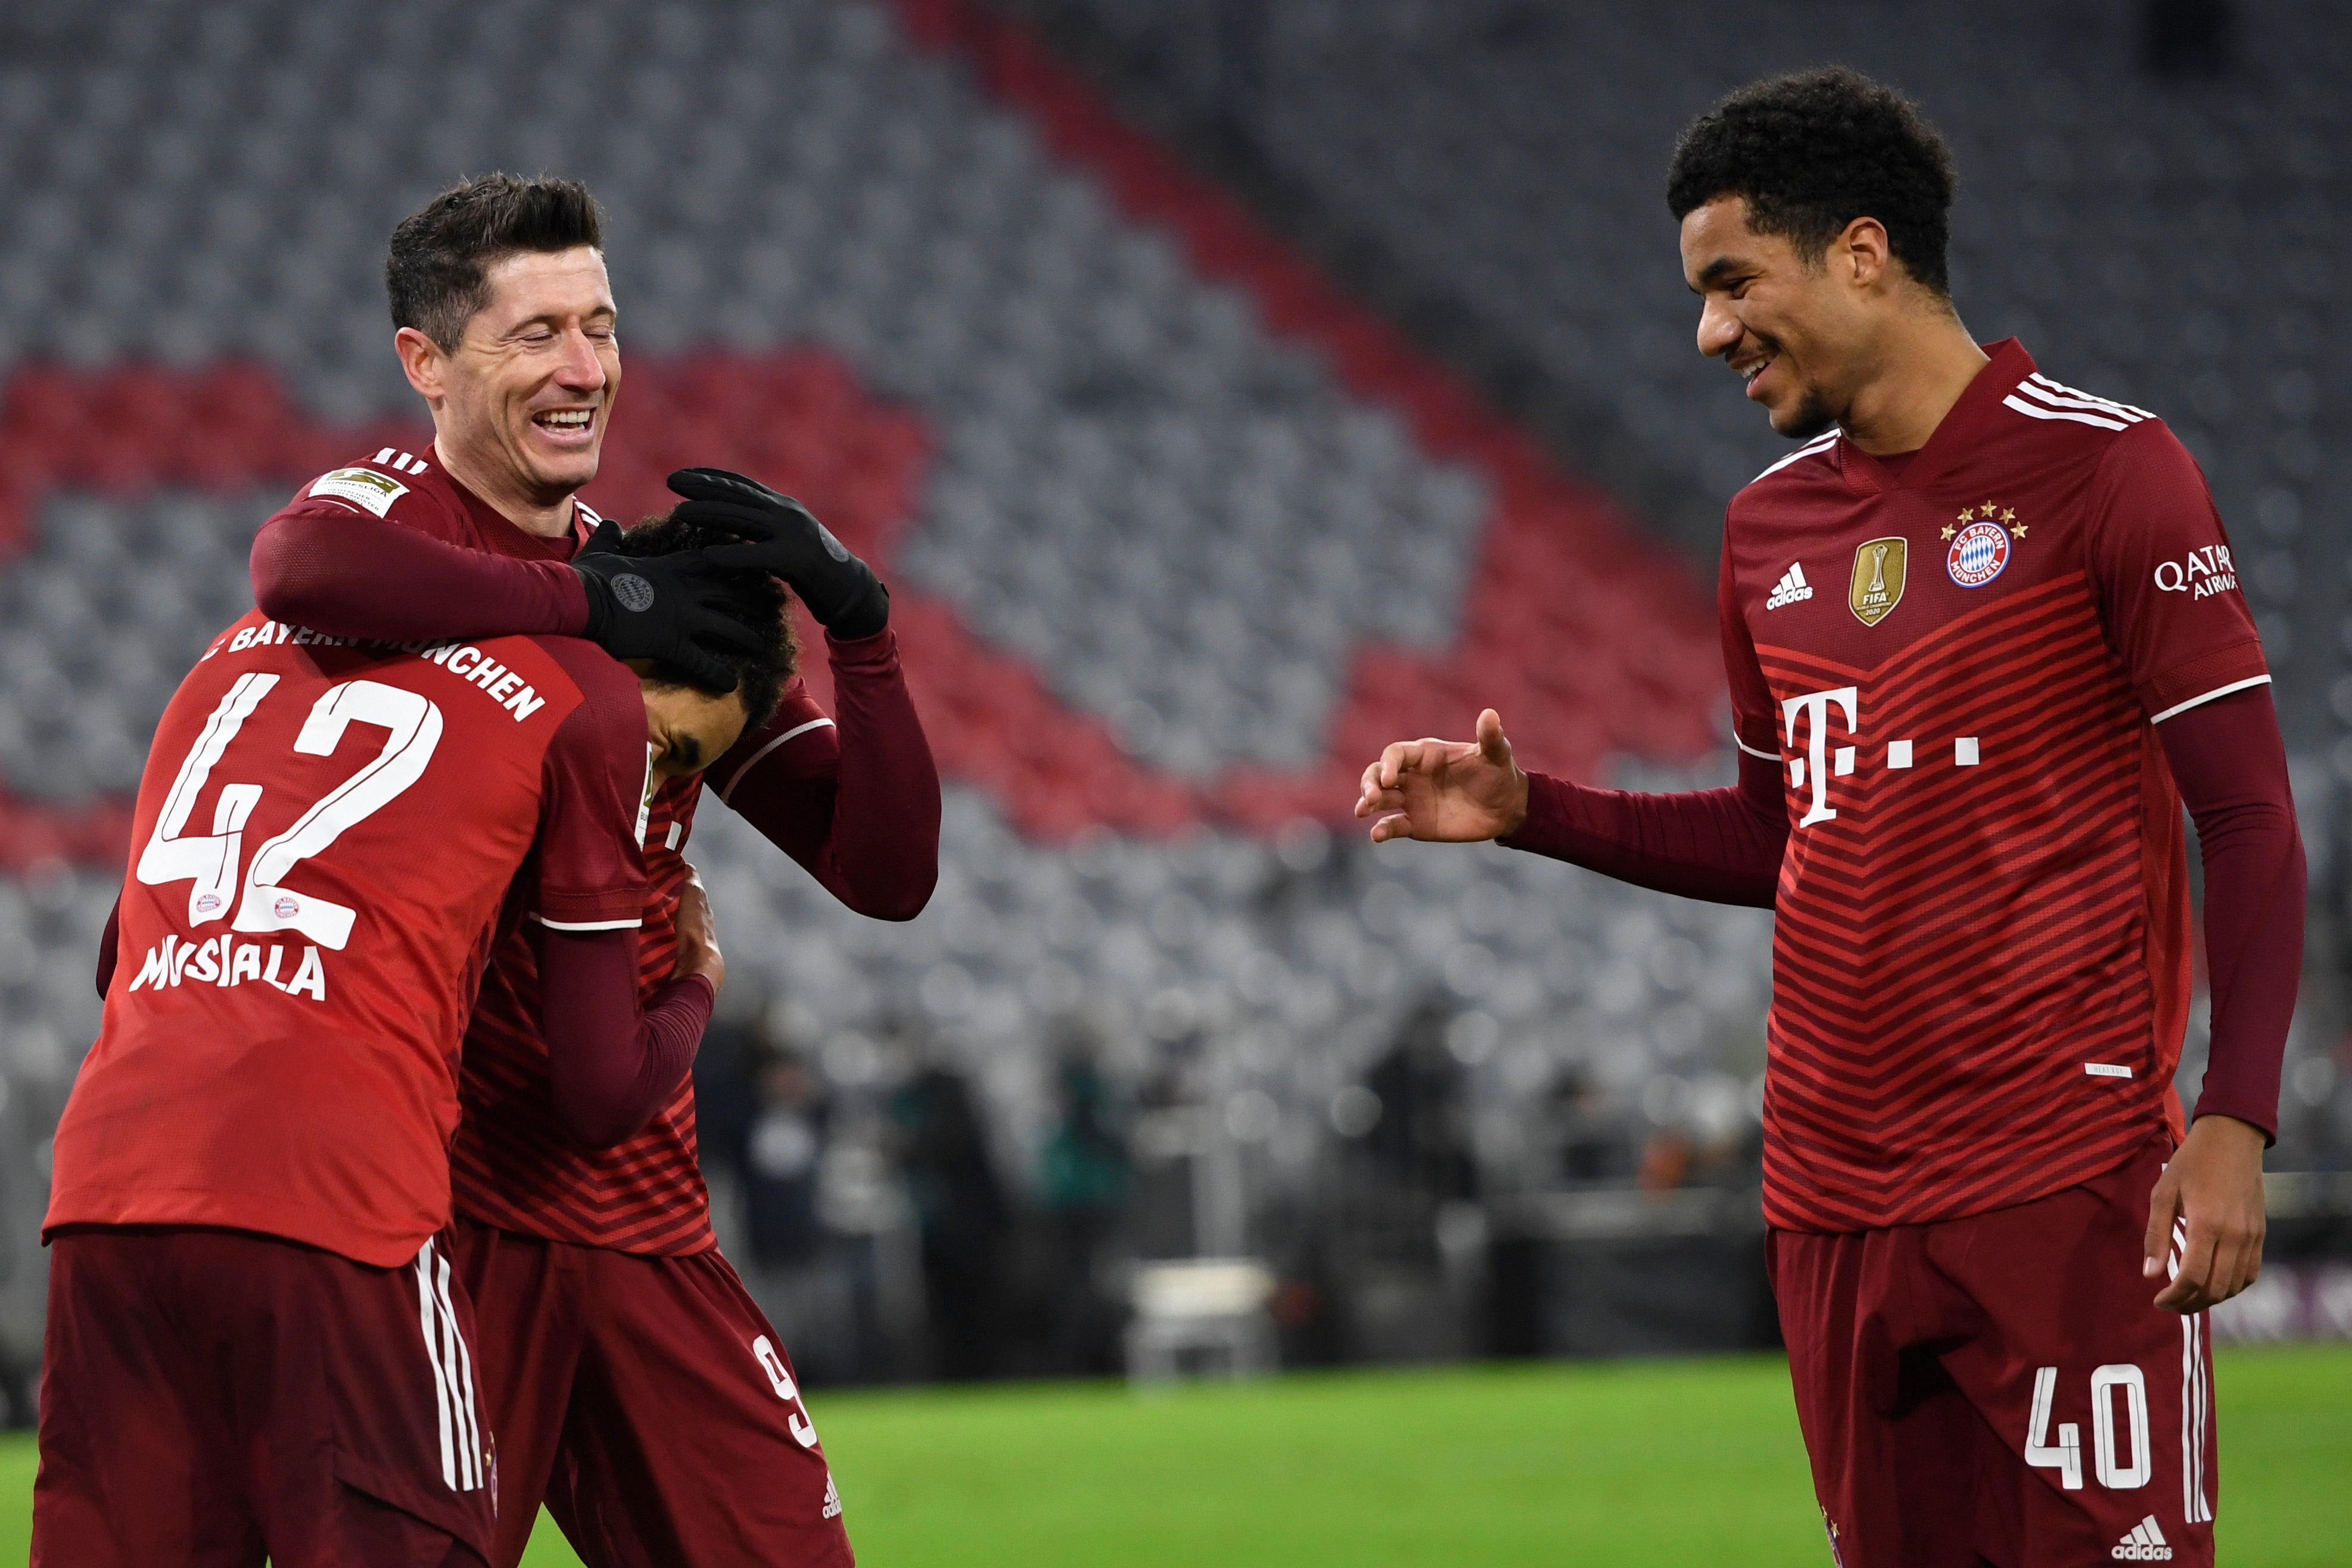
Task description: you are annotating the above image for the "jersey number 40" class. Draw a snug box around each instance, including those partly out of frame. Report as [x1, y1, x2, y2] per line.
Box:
[136, 673, 444, 951]
[2025, 1363, 2153, 1491]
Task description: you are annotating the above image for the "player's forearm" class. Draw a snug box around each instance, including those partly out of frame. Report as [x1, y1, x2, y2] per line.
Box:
[1500, 753, 1786, 907]
[721, 628, 941, 920]
[536, 928, 713, 1147]
[2161, 691, 2305, 1141]
[250, 509, 589, 642]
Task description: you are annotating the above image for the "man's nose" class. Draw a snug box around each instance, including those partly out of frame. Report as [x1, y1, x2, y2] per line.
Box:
[1697, 298, 1742, 359]
[554, 328, 606, 388]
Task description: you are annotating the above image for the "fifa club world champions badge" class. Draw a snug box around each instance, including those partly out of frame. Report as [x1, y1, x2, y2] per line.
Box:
[1945, 502, 2018, 588]
[1848, 536, 1907, 626]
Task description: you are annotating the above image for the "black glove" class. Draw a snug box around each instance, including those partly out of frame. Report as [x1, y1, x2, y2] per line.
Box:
[665, 468, 891, 641]
[572, 519, 765, 691]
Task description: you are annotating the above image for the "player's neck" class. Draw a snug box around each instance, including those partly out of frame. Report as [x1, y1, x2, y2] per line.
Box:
[429, 433, 577, 539]
[1837, 315, 1990, 457]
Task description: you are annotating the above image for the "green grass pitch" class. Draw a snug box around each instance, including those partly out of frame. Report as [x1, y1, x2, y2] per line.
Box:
[2, 1346, 2344, 1564]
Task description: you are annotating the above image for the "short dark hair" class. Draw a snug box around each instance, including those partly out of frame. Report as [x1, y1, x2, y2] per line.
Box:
[612, 513, 798, 735]
[386, 173, 604, 350]
[1666, 68, 1956, 297]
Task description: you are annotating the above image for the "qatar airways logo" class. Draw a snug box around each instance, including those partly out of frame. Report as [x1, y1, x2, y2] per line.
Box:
[1780, 685, 1981, 828]
[2152, 545, 2238, 600]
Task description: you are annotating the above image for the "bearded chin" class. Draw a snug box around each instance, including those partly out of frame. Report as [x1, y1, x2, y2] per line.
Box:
[1773, 387, 1838, 442]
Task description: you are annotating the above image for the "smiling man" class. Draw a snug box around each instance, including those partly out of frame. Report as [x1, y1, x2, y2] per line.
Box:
[237, 173, 937, 1567]
[1355, 69, 2303, 1567]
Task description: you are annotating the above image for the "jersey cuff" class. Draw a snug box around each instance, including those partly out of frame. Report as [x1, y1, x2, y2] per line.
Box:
[715, 715, 835, 803]
[2139, 640, 2269, 726]
[2149, 674, 2272, 726]
[1731, 727, 1779, 761]
[530, 882, 647, 932]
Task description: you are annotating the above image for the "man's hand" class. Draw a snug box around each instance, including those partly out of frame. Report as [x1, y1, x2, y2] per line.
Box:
[1355, 709, 1530, 844]
[2144, 1114, 2267, 1314]
[666, 468, 891, 640]
[573, 520, 764, 690]
[673, 865, 725, 995]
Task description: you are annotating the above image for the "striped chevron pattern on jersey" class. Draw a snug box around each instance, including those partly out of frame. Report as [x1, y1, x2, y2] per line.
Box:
[1755, 575, 2184, 1233]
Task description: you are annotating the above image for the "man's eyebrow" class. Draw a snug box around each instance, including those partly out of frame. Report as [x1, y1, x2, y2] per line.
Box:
[671, 734, 704, 772]
[1692, 255, 1747, 293]
[507, 304, 617, 333]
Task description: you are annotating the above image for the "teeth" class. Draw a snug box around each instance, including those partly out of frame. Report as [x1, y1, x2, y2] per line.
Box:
[538, 410, 592, 428]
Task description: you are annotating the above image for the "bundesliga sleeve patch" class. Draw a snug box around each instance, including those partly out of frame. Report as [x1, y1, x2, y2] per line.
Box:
[307, 466, 409, 517]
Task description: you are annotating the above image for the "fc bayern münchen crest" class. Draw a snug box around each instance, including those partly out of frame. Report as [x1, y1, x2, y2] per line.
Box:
[1944, 502, 2020, 588]
[1947, 519, 2011, 587]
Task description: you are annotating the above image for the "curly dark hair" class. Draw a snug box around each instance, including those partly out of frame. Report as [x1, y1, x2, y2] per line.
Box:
[386, 173, 605, 350]
[611, 512, 798, 733]
[1666, 68, 1956, 297]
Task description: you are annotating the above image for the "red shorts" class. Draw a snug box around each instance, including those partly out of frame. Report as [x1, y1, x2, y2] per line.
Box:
[35, 1225, 495, 1568]
[449, 1218, 853, 1568]
[1771, 1134, 2217, 1568]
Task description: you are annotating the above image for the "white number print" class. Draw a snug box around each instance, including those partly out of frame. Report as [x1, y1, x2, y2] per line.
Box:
[137, 678, 444, 951]
[753, 1334, 822, 1449]
[2025, 1364, 2154, 1494]
[2091, 1363, 2153, 1490]
[2024, 1365, 2084, 1490]
[136, 673, 279, 926]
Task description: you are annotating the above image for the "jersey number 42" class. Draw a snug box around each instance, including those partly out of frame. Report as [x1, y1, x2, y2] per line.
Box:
[136, 673, 444, 950]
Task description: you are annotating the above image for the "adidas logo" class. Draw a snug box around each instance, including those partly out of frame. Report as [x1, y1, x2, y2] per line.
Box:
[2113, 1514, 2173, 1560]
[822, 1472, 844, 1522]
[1766, 561, 1813, 608]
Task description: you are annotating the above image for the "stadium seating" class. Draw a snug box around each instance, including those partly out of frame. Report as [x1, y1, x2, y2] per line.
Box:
[0, 0, 2338, 1377]
[1009, 0, 2347, 749]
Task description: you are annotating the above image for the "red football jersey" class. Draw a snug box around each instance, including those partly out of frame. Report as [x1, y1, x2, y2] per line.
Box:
[46, 611, 650, 1267]
[452, 690, 837, 1255]
[1723, 340, 2270, 1233]
[275, 446, 838, 1255]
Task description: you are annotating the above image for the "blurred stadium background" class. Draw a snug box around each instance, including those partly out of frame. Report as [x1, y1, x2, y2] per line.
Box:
[1, 0, 2350, 1490]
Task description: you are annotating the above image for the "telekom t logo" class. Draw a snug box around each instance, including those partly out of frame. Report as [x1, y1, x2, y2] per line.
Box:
[1781, 685, 1859, 827]
[1778, 684, 1982, 827]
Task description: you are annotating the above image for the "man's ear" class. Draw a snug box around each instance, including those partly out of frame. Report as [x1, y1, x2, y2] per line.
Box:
[394, 325, 449, 403]
[1837, 216, 1891, 291]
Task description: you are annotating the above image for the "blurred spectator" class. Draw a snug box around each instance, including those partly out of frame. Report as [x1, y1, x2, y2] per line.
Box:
[1637, 1128, 1693, 1193]
[745, 1050, 832, 1271]
[890, 1051, 1012, 1380]
[1364, 998, 1477, 1206]
[694, 1000, 833, 1270]
[1038, 1026, 1134, 1373]
[690, 1004, 763, 1214]
[1547, 1066, 1630, 1185]
[1635, 1073, 1763, 1194]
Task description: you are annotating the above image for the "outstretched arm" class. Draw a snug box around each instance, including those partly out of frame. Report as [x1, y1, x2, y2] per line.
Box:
[251, 506, 587, 642]
[255, 507, 771, 690]
[1354, 708, 1785, 907]
[708, 627, 941, 921]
